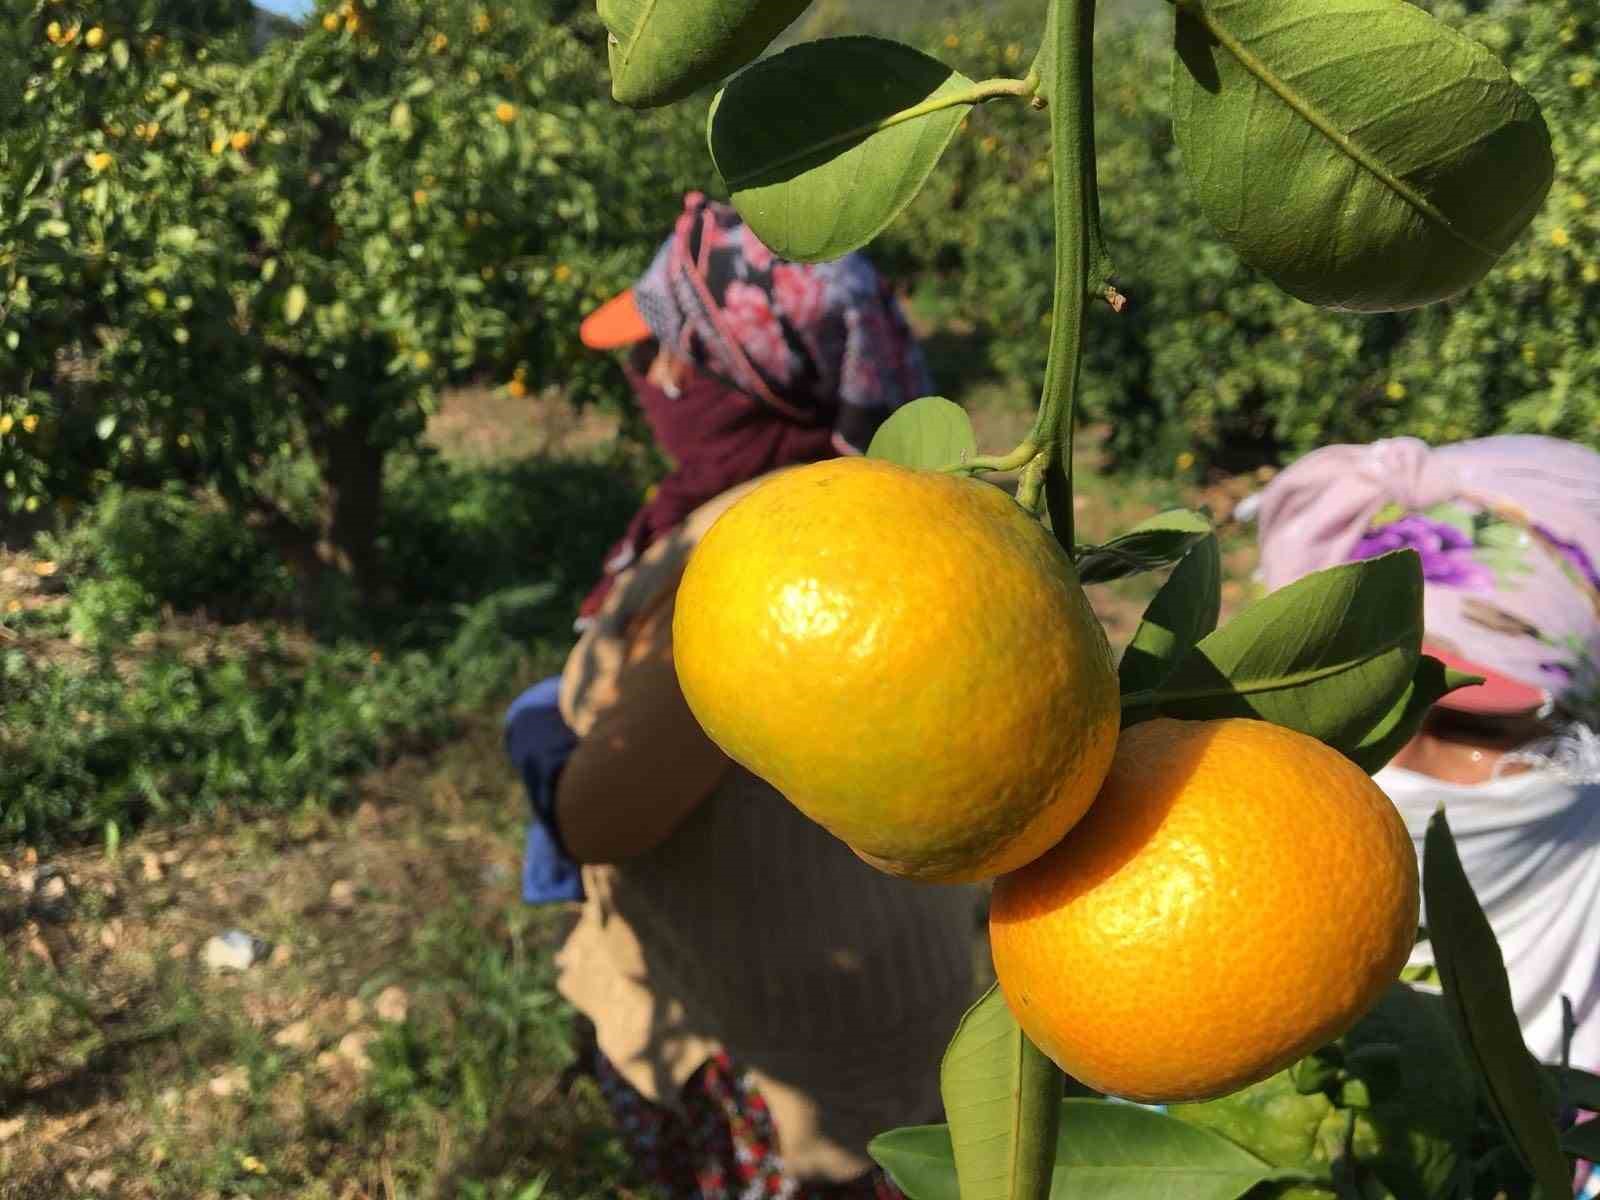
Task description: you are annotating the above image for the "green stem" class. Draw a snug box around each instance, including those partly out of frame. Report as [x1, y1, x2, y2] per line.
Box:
[1013, 1034, 1064, 1200]
[721, 74, 1038, 190]
[942, 439, 1039, 475]
[1027, 0, 1106, 554]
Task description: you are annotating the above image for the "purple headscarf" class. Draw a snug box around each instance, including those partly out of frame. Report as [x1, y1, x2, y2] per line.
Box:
[1255, 436, 1600, 722]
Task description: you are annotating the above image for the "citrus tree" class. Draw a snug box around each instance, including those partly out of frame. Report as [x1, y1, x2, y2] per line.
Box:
[873, 0, 1600, 476]
[0, 0, 701, 593]
[599, 0, 1600, 1197]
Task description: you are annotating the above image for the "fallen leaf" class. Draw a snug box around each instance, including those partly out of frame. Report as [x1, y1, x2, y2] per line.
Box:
[0, 1116, 26, 1142]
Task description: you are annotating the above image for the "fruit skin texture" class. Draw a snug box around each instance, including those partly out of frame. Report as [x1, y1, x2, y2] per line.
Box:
[672, 457, 1118, 885]
[989, 718, 1420, 1103]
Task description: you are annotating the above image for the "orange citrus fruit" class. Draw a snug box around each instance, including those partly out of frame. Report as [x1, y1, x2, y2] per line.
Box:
[990, 717, 1419, 1102]
[673, 457, 1119, 884]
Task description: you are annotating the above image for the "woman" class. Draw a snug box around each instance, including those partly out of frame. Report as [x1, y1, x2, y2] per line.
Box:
[1251, 435, 1600, 1189]
[506, 193, 975, 1199]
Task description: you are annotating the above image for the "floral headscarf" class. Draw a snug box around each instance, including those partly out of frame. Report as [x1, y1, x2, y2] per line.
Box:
[1255, 436, 1600, 723]
[631, 191, 931, 454]
[575, 193, 932, 627]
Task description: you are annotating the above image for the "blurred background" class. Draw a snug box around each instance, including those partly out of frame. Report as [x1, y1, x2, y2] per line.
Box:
[0, 1, 1593, 1196]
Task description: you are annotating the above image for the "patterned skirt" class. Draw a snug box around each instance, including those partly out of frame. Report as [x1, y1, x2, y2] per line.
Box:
[594, 1051, 905, 1200]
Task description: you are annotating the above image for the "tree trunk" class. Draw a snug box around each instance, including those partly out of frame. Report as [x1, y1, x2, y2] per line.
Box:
[313, 408, 386, 602]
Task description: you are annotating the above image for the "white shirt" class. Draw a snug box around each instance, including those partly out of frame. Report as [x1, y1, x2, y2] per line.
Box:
[1374, 759, 1600, 1069]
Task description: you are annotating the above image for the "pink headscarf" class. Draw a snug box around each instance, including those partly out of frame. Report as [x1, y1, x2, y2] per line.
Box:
[1256, 436, 1600, 722]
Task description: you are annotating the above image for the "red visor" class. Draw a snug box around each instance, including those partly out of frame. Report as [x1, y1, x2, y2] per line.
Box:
[1425, 644, 1548, 717]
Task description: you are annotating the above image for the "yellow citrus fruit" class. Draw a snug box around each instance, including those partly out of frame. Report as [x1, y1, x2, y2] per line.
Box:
[673, 457, 1119, 884]
[990, 717, 1419, 1103]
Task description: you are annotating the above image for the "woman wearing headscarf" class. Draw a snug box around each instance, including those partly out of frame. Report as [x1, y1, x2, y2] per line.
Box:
[505, 194, 974, 1199]
[1251, 435, 1600, 1190]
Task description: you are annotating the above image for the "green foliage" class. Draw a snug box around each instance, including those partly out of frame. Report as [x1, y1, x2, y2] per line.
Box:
[1074, 508, 1212, 585]
[709, 37, 980, 261]
[878, 0, 1600, 473]
[1172, 0, 1552, 312]
[871, 1103, 1314, 1199]
[0, 454, 642, 846]
[599, 0, 813, 107]
[937, 985, 1060, 1200]
[1170, 984, 1482, 1199]
[1115, 532, 1221, 694]
[40, 484, 291, 620]
[865, 396, 976, 470]
[365, 905, 573, 1128]
[0, 0, 702, 577]
[1422, 811, 1573, 1199]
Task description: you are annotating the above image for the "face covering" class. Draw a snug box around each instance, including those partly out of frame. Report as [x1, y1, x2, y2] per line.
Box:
[1374, 745, 1600, 1070]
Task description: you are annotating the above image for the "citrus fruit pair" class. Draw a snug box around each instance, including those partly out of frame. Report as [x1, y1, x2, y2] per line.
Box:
[673, 456, 1120, 884]
[674, 457, 1420, 1102]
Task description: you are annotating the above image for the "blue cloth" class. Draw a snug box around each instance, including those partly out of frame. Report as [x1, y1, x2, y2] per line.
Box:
[505, 675, 584, 904]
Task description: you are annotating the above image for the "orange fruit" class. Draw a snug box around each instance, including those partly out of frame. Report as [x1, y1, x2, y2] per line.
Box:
[990, 717, 1419, 1103]
[673, 457, 1119, 884]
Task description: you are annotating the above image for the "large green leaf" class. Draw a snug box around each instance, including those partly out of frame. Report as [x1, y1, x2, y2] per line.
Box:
[867, 396, 976, 470]
[1126, 552, 1423, 758]
[1423, 812, 1572, 1198]
[1549, 1065, 1600, 1113]
[1076, 509, 1214, 586]
[1172, 0, 1552, 311]
[1564, 1120, 1600, 1162]
[1345, 656, 1480, 775]
[1050, 1101, 1313, 1198]
[872, 1106, 1312, 1200]
[708, 37, 976, 261]
[1118, 534, 1222, 697]
[597, 0, 813, 108]
[868, 1126, 961, 1200]
[939, 984, 1060, 1200]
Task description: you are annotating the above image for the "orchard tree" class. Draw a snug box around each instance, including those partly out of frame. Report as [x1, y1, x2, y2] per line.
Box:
[0, 0, 701, 594]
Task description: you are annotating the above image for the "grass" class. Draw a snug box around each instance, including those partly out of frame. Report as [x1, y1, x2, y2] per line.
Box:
[0, 382, 1262, 1198]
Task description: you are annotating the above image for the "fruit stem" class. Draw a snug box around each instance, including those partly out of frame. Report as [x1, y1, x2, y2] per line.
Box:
[1027, 0, 1107, 553]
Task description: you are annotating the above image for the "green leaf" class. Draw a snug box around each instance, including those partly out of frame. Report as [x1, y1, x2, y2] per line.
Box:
[1127, 551, 1422, 759]
[599, 0, 814, 108]
[866, 397, 975, 470]
[284, 285, 308, 326]
[868, 1126, 960, 1200]
[1118, 534, 1222, 697]
[1076, 509, 1213, 585]
[1172, 0, 1552, 311]
[873, 1106, 1314, 1200]
[1548, 1065, 1600, 1113]
[1564, 1120, 1600, 1162]
[1561, 1126, 1600, 1164]
[1345, 657, 1480, 774]
[1423, 811, 1572, 1198]
[709, 37, 975, 261]
[1050, 1100, 1313, 1198]
[159, 226, 199, 252]
[939, 984, 1060, 1200]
